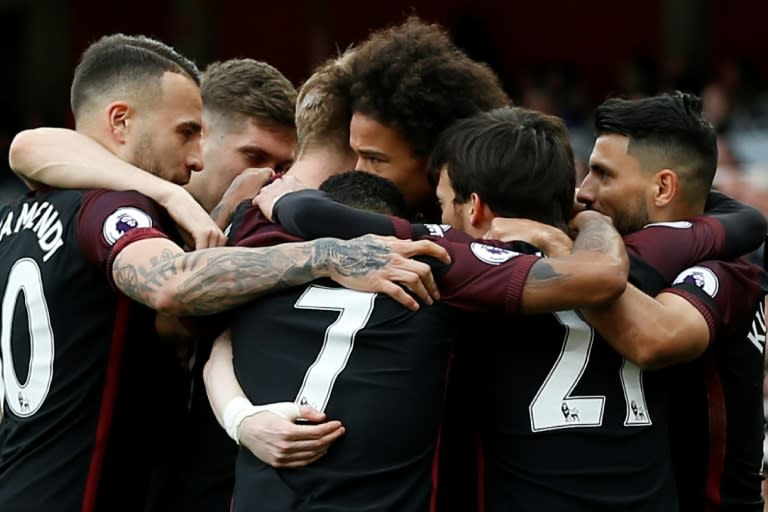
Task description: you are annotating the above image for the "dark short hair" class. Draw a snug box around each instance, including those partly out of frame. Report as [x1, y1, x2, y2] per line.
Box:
[319, 170, 407, 217]
[594, 91, 718, 204]
[71, 33, 201, 118]
[430, 106, 576, 228]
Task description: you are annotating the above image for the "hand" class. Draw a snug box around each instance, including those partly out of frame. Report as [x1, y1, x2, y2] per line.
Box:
[568, 209, 614, 234]
[327, 234, 450, 311]
[210, 168, 276, 229]
[162, 186, 227, 249]
[223, 167, 275, 209]
[238, 405, 345, 468]
[253, 174, 309, 221]
[483, 217, 573, 257]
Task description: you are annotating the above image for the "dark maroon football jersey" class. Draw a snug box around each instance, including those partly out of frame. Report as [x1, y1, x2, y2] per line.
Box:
[269, 190, 756, 512]
[663, 259, 768, 512]
[470, 222, 747, 512]
[0, 188, 176, 512]
[226, 203, 552, 512]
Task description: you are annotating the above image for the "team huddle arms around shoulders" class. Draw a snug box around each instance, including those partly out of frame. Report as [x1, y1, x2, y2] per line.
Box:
[1, 17, 767, 512]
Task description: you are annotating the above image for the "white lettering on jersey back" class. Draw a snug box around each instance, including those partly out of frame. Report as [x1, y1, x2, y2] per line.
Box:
[470, 242, 521, 265]
[102, 207, 153, 245]
[748, 303, 766, 353]
[424, 224, 452, 238]
[0, 201, 64, 262]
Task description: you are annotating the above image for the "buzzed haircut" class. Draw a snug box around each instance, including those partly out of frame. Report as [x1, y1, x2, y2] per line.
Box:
[347, 15, 510, 159]
[594, 90, 718, 205]
[201, 58, 296, 129]
[70, 33, 201, 119]
[319, 170, 407, 217]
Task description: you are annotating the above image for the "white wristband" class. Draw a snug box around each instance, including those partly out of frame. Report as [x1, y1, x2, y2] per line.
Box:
[223, 396, 253, 443]
[222, 397, 301, 444]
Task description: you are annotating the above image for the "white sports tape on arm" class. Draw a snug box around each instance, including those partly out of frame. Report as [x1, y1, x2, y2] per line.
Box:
[222, 396, 300, 444]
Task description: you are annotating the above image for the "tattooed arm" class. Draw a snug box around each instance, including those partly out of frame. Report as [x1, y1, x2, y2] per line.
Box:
[112, 234, 449, 315]
[519, 210, 629, 314]
[575, 213, 711, 368]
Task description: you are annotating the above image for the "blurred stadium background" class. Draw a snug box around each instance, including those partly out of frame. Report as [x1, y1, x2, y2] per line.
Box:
[2, 0, 768, 208]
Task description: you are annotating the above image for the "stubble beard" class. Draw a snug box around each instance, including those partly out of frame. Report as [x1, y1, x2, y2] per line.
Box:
[613, 195, 651, 236]
[131, 132, 167, 182]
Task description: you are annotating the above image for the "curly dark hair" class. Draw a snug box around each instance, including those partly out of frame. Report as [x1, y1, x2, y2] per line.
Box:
[347, 16, 510, 159]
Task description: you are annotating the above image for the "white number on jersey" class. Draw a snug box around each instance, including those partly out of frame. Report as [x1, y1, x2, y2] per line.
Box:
[0, 258, 54, 417]
[529, 310, 651, 431]
[294, 285, 376, 412]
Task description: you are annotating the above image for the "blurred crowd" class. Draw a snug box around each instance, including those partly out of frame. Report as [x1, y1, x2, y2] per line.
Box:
[505, 55, 768, 211]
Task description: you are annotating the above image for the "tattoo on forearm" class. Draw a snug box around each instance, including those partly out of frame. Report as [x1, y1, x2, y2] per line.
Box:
[573, 217, 615, 253]
[311, 235, 391, 277]
[527, 260, 568, 288]
[113, 234, 395, 315]
[527, 217, 620, 289]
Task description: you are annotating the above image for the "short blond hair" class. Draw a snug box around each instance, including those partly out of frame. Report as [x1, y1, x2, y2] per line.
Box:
[294, 47, 357, 160]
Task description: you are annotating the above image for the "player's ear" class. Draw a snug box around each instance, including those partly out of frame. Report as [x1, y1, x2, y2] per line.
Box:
[106, 101, 131, 143]
[468, 192, 492, 227]
[653, 169, 678, 207]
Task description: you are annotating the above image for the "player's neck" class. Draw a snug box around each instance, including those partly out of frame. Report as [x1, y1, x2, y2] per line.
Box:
[287, 151, 353, 189]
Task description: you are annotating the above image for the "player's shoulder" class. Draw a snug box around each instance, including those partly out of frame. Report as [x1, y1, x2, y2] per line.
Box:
[626, 220, 699, 246]
[229, 203, 300, 248]
[81, 188, 161, 210]
[671, 258, 768, 309]
[76, 188, 180, 249]
[227, 200, 261, 245]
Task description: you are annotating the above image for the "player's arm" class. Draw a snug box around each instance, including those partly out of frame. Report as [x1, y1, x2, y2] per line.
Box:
[705, 189, 767, 258]
[204, 330, 346, 467]
[483, 217, 574, 257]
[112, 233, 448, 315]
[627, 192, 767, 279]
[271, 188, 404, 239]
[489, 192, 766, 263]
[519, 210, 629, 314]
[204, 329, 261, 431]
[580, 286, 710, 369]
[8, 127, 225, 249]
[485, 213, 709, 365]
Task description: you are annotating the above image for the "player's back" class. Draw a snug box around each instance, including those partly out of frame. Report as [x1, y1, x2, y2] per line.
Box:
[665, 258, 768, 512]
[465, 225, 713, 512]
[230, 279, 464, 512]
[226, 206, 551, 511]
[471, 309, 677, 511]
[0, 188, 162, 512]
